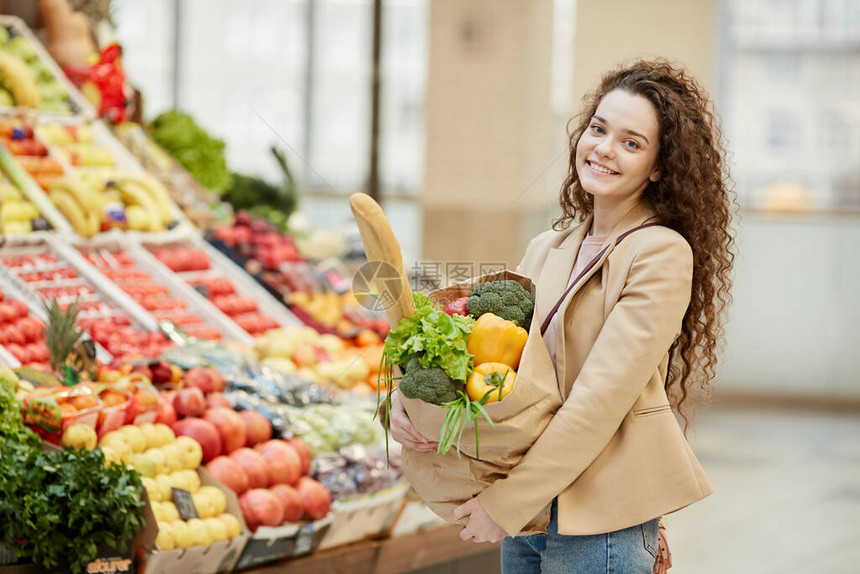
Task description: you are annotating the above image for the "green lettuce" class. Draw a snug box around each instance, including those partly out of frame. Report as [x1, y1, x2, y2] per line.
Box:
[383, 292, 474, 382]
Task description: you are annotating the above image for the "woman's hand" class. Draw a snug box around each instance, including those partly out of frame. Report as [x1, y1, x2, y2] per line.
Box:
[451, 497, 507, 543]
[389, 391, 438, 451]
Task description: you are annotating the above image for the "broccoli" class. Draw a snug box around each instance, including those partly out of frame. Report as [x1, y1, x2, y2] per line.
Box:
[399, 355, 463, 406]
[466, 280, 535, 329]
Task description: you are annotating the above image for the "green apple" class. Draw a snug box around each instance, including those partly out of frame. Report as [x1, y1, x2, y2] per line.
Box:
[132, 452, 156, 478]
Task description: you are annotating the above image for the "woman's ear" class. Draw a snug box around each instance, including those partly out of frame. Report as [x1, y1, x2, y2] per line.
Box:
[649, 165, 662, 183]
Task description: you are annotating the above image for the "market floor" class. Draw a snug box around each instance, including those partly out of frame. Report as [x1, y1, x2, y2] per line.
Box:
[663, 404, 860, 574]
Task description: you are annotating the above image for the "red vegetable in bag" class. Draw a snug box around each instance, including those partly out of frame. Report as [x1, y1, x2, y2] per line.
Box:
[442, 296, 469, 317]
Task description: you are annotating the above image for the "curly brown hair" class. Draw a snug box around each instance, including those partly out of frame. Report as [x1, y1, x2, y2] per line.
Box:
[554, 59, 738, 430]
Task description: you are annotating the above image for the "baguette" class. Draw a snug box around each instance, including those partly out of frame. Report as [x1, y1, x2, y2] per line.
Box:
[349, 193, 415, 327]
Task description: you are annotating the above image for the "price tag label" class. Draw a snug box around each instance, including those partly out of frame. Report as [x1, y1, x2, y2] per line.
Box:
[293, 524, 314, 556]
[171, 488, 199, 520]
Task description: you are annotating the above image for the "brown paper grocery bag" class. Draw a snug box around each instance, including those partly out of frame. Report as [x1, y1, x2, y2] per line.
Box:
[399, 271, 563, 533]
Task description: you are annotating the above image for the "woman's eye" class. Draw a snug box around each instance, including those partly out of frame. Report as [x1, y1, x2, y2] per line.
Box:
[590, 124, 604, 134]
[625, 140, 639, 149]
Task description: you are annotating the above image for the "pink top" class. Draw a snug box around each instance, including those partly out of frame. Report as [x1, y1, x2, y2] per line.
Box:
[543, 234, 607, 373]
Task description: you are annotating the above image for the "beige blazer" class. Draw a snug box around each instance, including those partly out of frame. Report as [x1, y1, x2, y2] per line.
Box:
[476, 200, 713, 536]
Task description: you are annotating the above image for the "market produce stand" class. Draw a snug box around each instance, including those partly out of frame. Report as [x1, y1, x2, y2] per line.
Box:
[244, 525, 500, 574]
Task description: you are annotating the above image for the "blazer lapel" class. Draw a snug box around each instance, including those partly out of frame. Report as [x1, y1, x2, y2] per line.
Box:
[534, 214, 592, 326]
[553, 201, 659, 389]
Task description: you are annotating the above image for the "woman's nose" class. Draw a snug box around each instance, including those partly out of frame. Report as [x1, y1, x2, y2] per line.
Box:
[595, 138, 614, 158]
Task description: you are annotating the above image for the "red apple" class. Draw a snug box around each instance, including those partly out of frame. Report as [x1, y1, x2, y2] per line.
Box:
[183, 367, 213, 393]
[204, 407, 247, 454]
[296, 476, 331, 520]
[173, 387, 206, 418]
[150, 361, 173, 384]
[253, 440, 301, 486]
[206, 455, 250, 495]
[239, 489, 284, 532]
[270, 484, 304, 523]
[155, 396, 177, 425]
[171, 417, 222, 462]
[209, 370, 226, 392]
[206, 392, 231, 409]
[239, 410, 272, 447]
[286, 437, 312, 476]
[229, 447, 272, 489]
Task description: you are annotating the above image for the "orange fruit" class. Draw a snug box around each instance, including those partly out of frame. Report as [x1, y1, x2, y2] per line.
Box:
[60, 403, 78, 416]
[102, 392, 126, 407]
[134, 390, 158, 408]
[71, 395, 99, 410]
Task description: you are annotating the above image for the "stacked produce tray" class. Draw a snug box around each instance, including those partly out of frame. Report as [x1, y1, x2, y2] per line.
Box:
[71, 232, 251, 345]
[140, 233, 303, 337]
[0, 234, 170, 363]
[0, 15, 97, 118]
[0, 122, 73, 232]
[33, 118, 191, 235]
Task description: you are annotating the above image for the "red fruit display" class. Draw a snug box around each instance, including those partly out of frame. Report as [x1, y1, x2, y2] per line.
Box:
[229, 447, 272, 490]
[286, 437, 313, 476]
[171, 417, 222, 462]
[206, 456, 250, 495]
[269, 484, 304, 523]
[83, 250, 223, 341]
[239, 489, 285, 532]
[239, 410, 272, 447]
[203, 407, 247, 454]
[205, 392, 231, 410]
[2, 253, 174, 362]
[150, 242, 281, 336]
[253, 440, 301, 486]
[173, 387, 206, 418]
[296, 476, 331, 520]
[0, 292, 50, 369]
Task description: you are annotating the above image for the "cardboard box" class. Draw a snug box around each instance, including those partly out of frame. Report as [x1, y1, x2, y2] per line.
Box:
[0, 541, 133, 574]
[139, 468, 250, 574]
[317, 482, 410, 550]
[234, 515, 333, 570]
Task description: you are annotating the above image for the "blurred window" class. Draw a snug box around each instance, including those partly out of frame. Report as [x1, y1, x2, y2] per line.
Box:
[722, 0, 860, 209]
[114, 0, 428, 200]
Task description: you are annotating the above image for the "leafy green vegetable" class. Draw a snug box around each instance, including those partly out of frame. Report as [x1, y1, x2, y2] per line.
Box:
[0, 380, 144, 572]
[466, 280, 535, 329]
[224, 146, 298, 228]
[383, 292, 475, 382]
[399, 355, 463, 405]
[0, 378, 38, 448]
[0, 444, 145, 573]
[148, 110, 233, 193]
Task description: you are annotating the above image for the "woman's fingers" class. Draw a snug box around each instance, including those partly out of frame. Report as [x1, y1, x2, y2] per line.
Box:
[389, 395, 439, 450]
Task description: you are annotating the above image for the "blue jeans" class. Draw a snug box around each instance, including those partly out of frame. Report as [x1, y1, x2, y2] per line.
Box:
[501, 500, 659, 574]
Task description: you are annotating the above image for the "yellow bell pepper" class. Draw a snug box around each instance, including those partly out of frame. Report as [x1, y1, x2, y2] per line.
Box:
[467, 313, 528, 369]
[466, 362, 516, 403]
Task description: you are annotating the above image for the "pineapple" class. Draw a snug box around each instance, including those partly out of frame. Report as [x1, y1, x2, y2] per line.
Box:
[44, 299, 85, 382]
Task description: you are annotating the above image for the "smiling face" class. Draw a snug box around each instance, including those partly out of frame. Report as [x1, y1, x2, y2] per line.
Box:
[575, 89, 662, 209]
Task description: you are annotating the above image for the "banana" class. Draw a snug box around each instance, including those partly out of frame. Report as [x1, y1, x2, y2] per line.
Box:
[115, 180, 162, 231]
[49, 177, 99, 213]
[348, 192, 415, 327]
[50, 189, 91, 236]
[0, 52, 40, 107]
[117, 173, 172, 226]
[86, 209, 101, 237]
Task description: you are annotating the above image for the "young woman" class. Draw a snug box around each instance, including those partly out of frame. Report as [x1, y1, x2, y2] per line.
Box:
[389, 59, 736, 573]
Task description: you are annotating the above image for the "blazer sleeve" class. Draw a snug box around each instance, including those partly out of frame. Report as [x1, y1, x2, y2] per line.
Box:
[477, 234, 694, 535]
